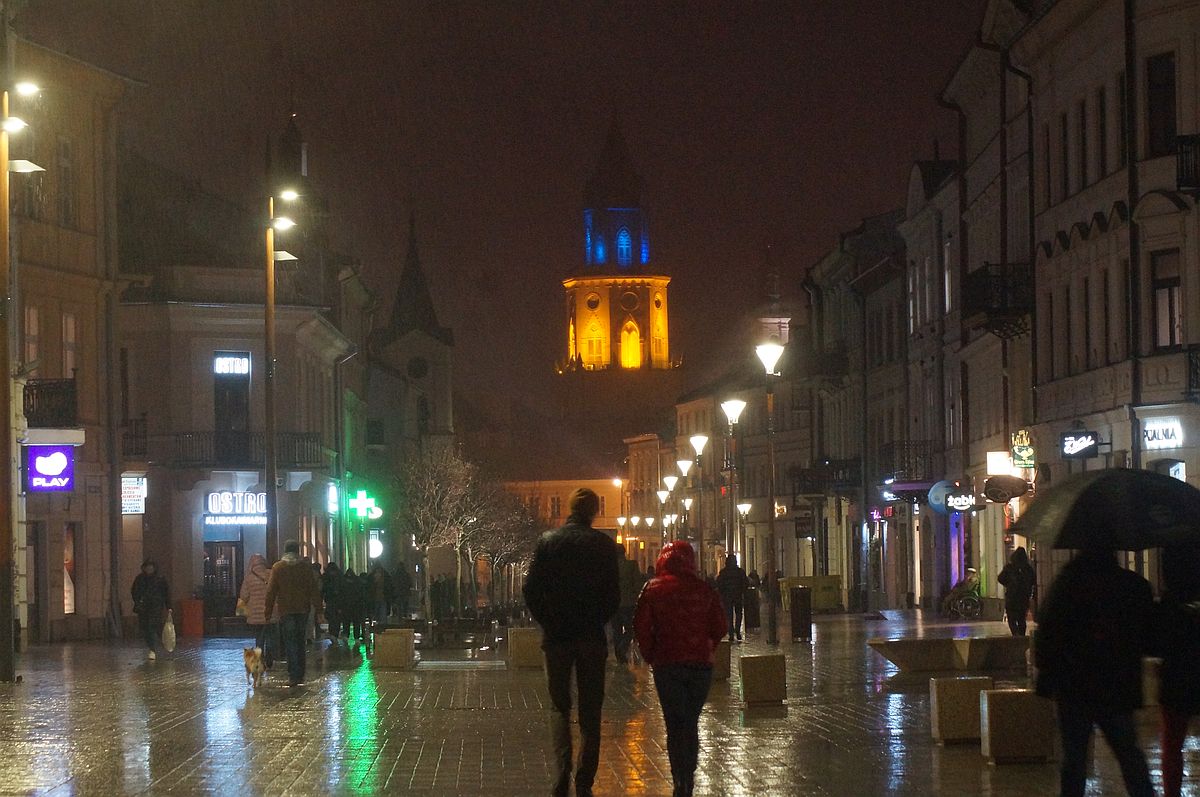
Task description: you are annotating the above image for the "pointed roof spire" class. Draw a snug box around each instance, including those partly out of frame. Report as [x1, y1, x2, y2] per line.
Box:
[585, 115, 642, 208]
[387, 212, 453, 346]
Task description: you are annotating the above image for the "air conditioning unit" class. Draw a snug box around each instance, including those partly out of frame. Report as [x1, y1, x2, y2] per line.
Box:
[983, 475, 1030, 503]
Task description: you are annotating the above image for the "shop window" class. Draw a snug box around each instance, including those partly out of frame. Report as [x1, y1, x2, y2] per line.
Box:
[1152, 249, 1182, 350]
[63, 523, 77, 615]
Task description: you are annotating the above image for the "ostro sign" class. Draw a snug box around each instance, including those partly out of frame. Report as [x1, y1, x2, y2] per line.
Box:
[213, 354, 250, 375]
[204, 491, 267, 526]
[1143, 418, 1183, 450]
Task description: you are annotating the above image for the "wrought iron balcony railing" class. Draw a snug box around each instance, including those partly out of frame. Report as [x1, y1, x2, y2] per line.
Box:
[123, 415, 148, 458]
[877, 440, 935, 483]
[173, 431, 325, 469]
[23, 378, 78, 428]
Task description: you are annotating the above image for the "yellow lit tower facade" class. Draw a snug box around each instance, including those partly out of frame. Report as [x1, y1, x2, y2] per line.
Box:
[561, 123, 674, 374]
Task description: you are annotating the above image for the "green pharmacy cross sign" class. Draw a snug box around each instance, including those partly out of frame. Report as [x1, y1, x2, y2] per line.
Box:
[349, 490, 383, 520]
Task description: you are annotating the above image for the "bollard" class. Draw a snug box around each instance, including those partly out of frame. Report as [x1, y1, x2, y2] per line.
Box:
[789, 586, 812, 641]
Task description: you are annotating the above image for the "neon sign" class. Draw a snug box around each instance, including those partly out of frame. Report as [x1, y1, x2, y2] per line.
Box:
[1143, 418, 1183, 450]
[204, 491, 267, 526]
[945, 492, 975, 512]
[1060, 432, 1099, 459]
[349, 490, 383, 520]
[26, 445, 74, 492]
[213, 354, 250, 375]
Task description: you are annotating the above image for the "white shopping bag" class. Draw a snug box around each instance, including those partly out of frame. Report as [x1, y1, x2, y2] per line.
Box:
[162, 609, 177, 653]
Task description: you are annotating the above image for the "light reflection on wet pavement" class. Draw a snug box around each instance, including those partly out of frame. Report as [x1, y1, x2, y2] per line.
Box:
[0, 612, 1191, 795]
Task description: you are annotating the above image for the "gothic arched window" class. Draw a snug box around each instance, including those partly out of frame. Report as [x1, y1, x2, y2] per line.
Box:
[617, 228, 632, 266]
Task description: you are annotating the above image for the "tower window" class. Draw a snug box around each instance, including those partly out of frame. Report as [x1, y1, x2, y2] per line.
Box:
[620, 321, 642, 369]
[617, 228, 632, 266]
[595, 235, 606, 264]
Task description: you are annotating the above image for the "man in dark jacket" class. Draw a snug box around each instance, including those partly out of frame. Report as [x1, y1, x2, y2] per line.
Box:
[635, 541, 726, 797]
[265, 540, 322, 687]
[131, 559, 169, 661]
[715, 553, 749, 642]
[1034, 549, 1154, 797]
[997, 546, 1035, 636]
[523, 488, 620, 797]
[610, 544, 644, 663]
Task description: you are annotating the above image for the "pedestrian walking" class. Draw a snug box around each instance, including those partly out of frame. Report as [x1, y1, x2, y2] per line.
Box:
[611, 544, 644, 663]
[342, 569, 363, 640]
[357, 570, 373, 637]
[370, 564, 394, 625]
[715, 553, 749, 642]
[523, 488, 620, 797]
[264, 540, 322, 687]
[322, 563, 344, 641]
[997, 546, 1035, 636]
[1034, 549, 1154, 797]
[635, 541, 726, 797]
[309, 562, 323, 642]
[131, 559, 169, 661]
[1156, 545, 1200, 797]
[238, 553, 278, 665]
[394, 564, 413, 619]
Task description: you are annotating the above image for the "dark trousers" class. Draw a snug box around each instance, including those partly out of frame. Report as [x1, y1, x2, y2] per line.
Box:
[325, 606, 342, 639]
[1056, 699, 1153, 797]
[721, 598, 744, 640]
[1162, 704, 1194, 797]
[610, 607, 635, 662]
[1006, 602, 1029, 636]
[280, 613, 308, 685]
[544, 635, 608, 796]
[653, 664, 713, 794]
[251, 623, 278, 667]
[138, 611, 161, 651]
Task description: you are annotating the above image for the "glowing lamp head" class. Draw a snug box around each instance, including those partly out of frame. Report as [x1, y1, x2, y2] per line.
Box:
[13, 82, 39, 97]
[721, 399, 747, 425]
[630, 515, 641, 526]
[657, 490, 669, 504]
[663, 475, 678, 491]
[690, 434, 709, 456]
[272, 216, 296, 231]
[612, 478, 623, 487]
[737, 502, 752, 517]
[756, 342, 785, 375]
[2, 116, 27, 134]
[682, 498, 693, 511]
[677, 459, 692, 477]
[368, 538, 383, 559]
[616, 516, 627, 528]
[645, 517, 654, 527]
[278, 188, 300, 202]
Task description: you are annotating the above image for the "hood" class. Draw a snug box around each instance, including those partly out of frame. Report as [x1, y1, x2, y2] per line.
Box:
[281, 552, 300, 565]
[655, 541, 697, 578]
[248, 554, 268, 572]
[723, 553, 738, 569]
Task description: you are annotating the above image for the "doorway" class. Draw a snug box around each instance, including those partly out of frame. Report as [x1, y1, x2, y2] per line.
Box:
[202, 540, 243, 620]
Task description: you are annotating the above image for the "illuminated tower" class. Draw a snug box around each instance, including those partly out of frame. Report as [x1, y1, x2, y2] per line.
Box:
[560, 122, 673, 372]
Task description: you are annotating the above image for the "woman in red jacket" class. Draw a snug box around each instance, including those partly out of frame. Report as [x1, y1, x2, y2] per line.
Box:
[635, 541, 727, 797]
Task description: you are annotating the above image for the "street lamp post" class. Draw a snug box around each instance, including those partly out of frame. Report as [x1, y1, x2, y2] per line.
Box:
[737, 502, 752, 569]
[676, 459, 692, 540]
[720, 399, 746, 555]
[663, 474, 678, 540]
[757, 340, 785, 645]
[656, 489, 669, 546]
[263, 190, 298, 563]
[689, 435, 708, 575]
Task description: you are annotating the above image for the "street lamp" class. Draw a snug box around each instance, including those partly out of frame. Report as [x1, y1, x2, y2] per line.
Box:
[756, 340, 785, 644]
[0, 75, 40, 682]
[721, 399, 747, 554]
[737, 502, 752, 568]
[689, 434, 709, 574]
[662, 474, 678, 492]
[263, 186, 300, 563]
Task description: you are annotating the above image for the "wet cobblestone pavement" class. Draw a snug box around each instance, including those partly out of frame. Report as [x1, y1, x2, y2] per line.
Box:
[0, 612, 1194, 795]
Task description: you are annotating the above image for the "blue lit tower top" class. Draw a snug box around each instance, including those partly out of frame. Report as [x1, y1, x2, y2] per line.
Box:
[583, 121, 650, 270]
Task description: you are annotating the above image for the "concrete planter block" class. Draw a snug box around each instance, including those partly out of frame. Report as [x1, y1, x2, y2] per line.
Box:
[373, 629, 415, 669]
[930, 676, 993, 743]
[740, 653, 786, 704]
[980, 689, 1056, 764]
[713, 639, 731, 681]
[868, 638, 959, 671]
[507, 627, 544, 669]
[956, 637, 1030, 671]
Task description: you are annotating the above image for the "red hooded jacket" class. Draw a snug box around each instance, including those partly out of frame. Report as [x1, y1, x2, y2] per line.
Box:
[634, 541, 727, 667]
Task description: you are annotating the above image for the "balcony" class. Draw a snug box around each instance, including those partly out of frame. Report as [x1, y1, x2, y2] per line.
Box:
[800, 342, 850, 380]
[790, 458, 862, 497]
[122, 415, 148, 458]
[878, 440, 934, 483]
[173, 432, 325, 469]
[23, 378, 78, 428]
[961, 262, 1033, 339]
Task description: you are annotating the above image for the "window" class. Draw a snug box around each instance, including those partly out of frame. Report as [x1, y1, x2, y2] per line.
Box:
[1146, 52, 1177, 158]
[1083, 278, 1092, 368]
[1064, 284, 1073, 374]
[550, 496, 561, 519]
[616, 228, 632, 266]
[1117, 71, 1128, 167]
[1046, 292, 1055, 379]
[943, 239, 953, 313]
[62, 312, 77, 377]
[1042, 123, 1052, 206]
[1060, 112, 1070, 199]
[594, 234, 605, 264]
[365, 418, 385, 447]
[1077, 99, 1088, 189]
[1101, 268, 1111, 365]
[598, 495, 606, 517]
[23, 305, 38, 376]
[63, 523, 77, 615]
[1097, 87, 1108, 175]
[56, 137, 75, 227]
[619, 320, 641, 369]
[1152, 249, 1182, 350]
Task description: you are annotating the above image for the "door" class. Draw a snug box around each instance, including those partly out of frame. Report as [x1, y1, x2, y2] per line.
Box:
[202, 541, 243, 620]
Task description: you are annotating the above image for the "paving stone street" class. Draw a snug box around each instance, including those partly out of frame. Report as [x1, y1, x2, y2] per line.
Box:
[0, 612, 1191, 795]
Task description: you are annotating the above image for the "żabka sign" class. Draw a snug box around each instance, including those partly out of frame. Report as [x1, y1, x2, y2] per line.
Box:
[26, 445, 75, 492]
[204, 491, 267, 526]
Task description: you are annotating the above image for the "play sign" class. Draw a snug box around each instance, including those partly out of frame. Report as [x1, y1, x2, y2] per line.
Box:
[26, 445, 75, 492]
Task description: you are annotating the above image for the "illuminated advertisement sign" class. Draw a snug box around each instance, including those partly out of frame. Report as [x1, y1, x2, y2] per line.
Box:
[1143, 418, 1183, 450]
[1060, 431, 1099, 459]
[204, 491, 267, 526]
[1010, 429, 1035, 469]
[213, 353, 250, 375]
[945, 492, 976, 512]
[122, 476, 148, 514]
[25, 445, 75, 492]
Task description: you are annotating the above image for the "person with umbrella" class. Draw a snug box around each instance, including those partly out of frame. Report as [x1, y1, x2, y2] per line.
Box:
[1156, 544, 1200, 797]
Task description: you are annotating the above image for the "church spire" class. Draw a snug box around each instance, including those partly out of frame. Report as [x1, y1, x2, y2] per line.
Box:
[585, 117, 643, 209]
[387, 212, 453, 345]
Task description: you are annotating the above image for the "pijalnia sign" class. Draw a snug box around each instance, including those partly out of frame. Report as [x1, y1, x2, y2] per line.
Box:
[25, 445, 75, 492]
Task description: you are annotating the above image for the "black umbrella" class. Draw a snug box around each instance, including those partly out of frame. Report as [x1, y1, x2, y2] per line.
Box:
[1013, 468, 1200, 550]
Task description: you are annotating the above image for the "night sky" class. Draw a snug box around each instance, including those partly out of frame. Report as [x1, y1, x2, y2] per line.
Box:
[21, 0, 984, 417]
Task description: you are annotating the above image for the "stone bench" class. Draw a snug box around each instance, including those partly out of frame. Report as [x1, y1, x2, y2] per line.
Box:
[506, 627, 544, 669]
[868, 636, 1030, 672]
[980, 689, 1056, 764]
[372, 629, 415, 669]
[740, 653, 786, 704]
[930, 676, 993, 743]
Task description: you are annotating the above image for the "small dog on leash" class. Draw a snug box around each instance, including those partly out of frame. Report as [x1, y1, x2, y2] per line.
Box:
[243, 646, 265, 689]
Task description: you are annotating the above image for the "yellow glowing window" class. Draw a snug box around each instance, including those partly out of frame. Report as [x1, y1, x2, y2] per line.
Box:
[620, 321, 642, 369]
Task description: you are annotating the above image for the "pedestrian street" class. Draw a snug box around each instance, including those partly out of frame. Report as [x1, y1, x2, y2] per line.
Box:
[0, 612, 1190, 795]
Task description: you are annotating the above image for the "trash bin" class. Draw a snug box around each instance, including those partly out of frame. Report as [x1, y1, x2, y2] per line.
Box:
[743, 587, 761, 630]
[180, 598, 205, 637]
[789, 586, 812, 642]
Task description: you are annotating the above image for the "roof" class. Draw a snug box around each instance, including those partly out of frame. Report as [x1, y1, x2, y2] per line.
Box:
[380, 214, 454, 347]
[584, 118, 643, 209]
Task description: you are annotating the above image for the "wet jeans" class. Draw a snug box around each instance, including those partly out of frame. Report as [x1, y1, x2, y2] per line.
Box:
[138, 611, 161, 652]
[280, 613, 308, 685]
[544, 635, 607, 796]
[721, 598, 743, 640]
[1056, 700, 1153, 797]
[653, 664, 713, 795]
